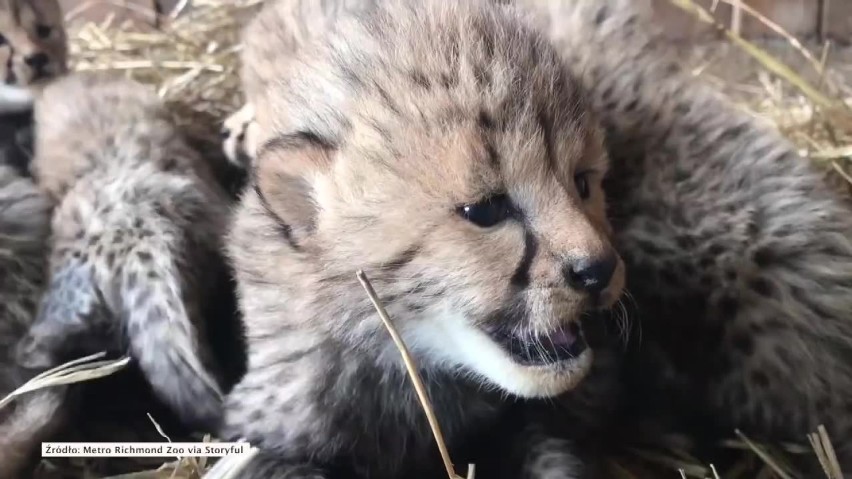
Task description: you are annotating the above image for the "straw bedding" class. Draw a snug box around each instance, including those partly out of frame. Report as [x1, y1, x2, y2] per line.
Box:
[12, 0, 852, 477]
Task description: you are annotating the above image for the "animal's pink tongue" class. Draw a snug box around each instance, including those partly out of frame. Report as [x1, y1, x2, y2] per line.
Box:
[547, 326, 578, 348]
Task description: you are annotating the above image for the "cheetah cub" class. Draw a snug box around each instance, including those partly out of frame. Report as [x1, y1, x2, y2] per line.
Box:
[0, 164, 61, 479]
[516, 0, 852, 469]
[16, 73, 233, 429]
[222, 0, 624, 477]
[0, 0, 68, 177]
[0, 0, 67, 112]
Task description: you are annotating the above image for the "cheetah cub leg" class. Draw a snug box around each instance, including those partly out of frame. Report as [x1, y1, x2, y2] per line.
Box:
[221, 103, 259, 170]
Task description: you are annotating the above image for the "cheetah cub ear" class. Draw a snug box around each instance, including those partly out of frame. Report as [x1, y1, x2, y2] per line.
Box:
[253, 130, 333, 246]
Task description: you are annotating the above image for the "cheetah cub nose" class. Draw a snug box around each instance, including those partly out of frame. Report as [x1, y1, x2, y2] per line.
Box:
[25, 53, 49, 70]
[564, 254, 618, 296]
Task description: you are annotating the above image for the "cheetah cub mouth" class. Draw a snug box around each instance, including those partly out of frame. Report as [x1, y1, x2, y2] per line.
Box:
[486, 322, 587, 367]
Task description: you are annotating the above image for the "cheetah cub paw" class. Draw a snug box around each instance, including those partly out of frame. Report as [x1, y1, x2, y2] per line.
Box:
[221, 103, 259, 169]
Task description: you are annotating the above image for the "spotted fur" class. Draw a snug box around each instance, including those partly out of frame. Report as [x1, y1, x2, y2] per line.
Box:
[0, 164, 63, 479]
[16, 73, 236, 430]
[223, 0, 626, 477]
[514, 0, 852, 468]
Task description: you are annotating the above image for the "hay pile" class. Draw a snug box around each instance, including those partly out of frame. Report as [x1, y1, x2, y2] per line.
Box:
[36, 0, 851, 478]
[67, 0, 263, 167]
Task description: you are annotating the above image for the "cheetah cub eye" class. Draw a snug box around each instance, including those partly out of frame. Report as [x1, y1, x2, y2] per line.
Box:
[574, 171, 591, 200]
[35, 25, 53, 39]
[457, 193, 515, 228]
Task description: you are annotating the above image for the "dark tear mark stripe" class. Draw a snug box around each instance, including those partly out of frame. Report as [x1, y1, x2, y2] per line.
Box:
[379, 245, 421, 272]
[510, 230, 537, 287]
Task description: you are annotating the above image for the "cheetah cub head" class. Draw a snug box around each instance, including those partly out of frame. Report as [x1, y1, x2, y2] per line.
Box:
[235, 0, 625, 399]
[0, 0, 67, 111]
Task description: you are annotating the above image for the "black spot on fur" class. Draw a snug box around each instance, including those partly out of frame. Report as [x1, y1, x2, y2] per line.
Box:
[731, 332, 754, 356]
[484, 140, 500, 170]
[753, 247, 777, 267]
[699, 256, 715, 268]
[137, 251, 153, 263]
[631, 76, 645, 95]
[717, 295, 739, 317]
[675, 235, 694, 249]
[248, 409, 266, 423]
[674, 168, 690, 183]
[751, 371, 770, 389]
[479, 110, 495, 130]
[594, 6, 609, 25]
[510, 231, 537, 287]
[408, 71, 431, 90]
[440, 72, 458, 89]
[162, 158, 178, 171]
[748, 278, 774, 297]
[601, 85, 615, 102]
[719, 124, 747, 143]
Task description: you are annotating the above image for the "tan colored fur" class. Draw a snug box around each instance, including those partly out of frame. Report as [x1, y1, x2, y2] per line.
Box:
[0, 0, 67, 114]
[223, 1, 624, 477]
[0, 0, 66, 85]
[19, 73, 234, 430]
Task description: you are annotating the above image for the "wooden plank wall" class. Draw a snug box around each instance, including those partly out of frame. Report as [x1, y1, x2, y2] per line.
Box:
[58, 0, 852, 42]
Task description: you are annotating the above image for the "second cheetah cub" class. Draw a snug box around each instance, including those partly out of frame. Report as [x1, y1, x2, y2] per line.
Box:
[0, 0, 68, 113]
[17, 73, 233, 429]
[223, 0, 624, 477]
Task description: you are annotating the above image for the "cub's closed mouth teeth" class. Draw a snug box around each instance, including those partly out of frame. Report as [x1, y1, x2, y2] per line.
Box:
[489, 322, 587, 366]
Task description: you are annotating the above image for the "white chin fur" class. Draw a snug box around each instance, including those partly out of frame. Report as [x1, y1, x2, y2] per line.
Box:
[0, 84, 34, 114]
[409, 308, 594, 398]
